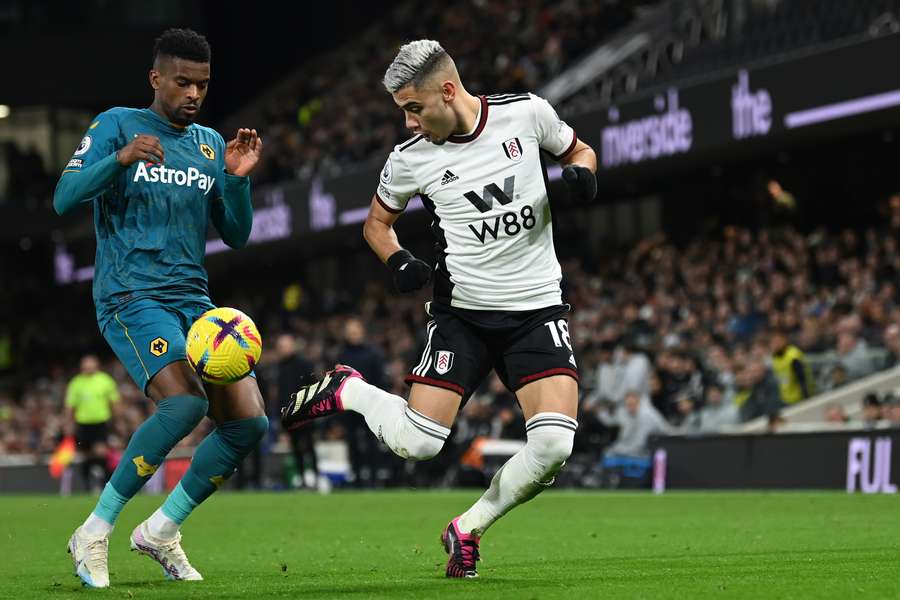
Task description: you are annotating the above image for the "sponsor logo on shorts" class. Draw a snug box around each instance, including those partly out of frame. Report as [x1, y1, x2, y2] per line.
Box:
[149, 337, 168, 357]
[435, 350, 454, 375]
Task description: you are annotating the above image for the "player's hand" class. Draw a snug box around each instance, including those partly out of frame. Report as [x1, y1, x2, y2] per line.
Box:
[116, 134, 165, 166]
[387, 249, 432, 293]
[561, 165, 597, 202]
[225, 128, 263, 177]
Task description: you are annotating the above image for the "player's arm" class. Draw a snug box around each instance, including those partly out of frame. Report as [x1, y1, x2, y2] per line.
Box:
[558, 139, 597, 173]
[53, 112, 165, 215]
[363, 195, 403, 262]
[558, 139, 598, 202]
[365, 151, 429, 293]
[363, 195, 432, 293]
[531, 94, 598, 202]
[211, 129, 262, 249]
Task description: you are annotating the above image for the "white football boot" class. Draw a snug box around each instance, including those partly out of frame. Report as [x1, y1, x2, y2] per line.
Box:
[67, 526, 110, 588]
[129, 520, 203, 581]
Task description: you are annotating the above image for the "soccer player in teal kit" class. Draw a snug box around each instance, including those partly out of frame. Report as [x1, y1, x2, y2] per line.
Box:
[53, 29, 266, 587]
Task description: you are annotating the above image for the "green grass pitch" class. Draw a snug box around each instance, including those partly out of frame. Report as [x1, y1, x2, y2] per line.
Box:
[1, 490, 899, 599]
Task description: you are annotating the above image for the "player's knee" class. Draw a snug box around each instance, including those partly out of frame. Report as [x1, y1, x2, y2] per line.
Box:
[245, 415, 270, 443]
[219, 416, 269, 452]
[156, 394, 209, 438]
[526, 413, 577, 473]
[403, 433, 445, 461]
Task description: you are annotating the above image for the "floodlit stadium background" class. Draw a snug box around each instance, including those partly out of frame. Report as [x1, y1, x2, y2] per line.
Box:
[3, 0, 900, 498]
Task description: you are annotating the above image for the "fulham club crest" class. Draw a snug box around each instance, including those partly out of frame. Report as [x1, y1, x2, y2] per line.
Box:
[435, 350, 455, 375]
[502, 138, 523, 162]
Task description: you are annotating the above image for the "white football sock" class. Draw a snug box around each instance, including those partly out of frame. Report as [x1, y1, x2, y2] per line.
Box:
[147, 507, 180, 540]
[457, 412, 576, 537]
[341, 378, 450, 460]
[82, 512, 113, 537]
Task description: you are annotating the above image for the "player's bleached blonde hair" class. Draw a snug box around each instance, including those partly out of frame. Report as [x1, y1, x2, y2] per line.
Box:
[383, 39, 449, 93]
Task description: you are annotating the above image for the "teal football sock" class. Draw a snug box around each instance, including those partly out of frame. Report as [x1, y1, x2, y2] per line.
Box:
[159, 482, 197, 525]
[93, 394, 208, 525]
[177, 416, 269, 511]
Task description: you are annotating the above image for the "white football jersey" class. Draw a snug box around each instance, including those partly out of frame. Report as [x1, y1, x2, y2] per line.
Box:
[375, 93, 578, 311]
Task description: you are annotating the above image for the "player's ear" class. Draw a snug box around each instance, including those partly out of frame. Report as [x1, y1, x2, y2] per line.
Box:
[149, 69, 160, 90]
[441, 80, 456, 103]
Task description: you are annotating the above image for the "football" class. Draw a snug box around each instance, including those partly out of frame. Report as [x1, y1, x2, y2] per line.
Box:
[186, 307, 262, 384]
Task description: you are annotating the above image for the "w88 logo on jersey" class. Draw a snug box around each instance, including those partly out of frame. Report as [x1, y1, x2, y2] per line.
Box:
[468, 205, 537, 244]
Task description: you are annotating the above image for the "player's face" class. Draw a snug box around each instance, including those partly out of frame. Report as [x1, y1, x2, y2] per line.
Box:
[393, 85, 454, 145]
[150, 57, 210, 126]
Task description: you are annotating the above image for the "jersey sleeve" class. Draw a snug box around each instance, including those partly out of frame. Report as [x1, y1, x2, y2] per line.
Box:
[53, 110, 126, 214]
[529, 94, 577, 160]
[62, 111, 121, 174]
[374, 149, 418, 213]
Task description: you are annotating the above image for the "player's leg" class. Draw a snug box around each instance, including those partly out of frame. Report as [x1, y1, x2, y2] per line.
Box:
[442, 376, 577, 578]
[88, 361, 208, 535]
[141, 375, 267, 546]
[69, 303, 208, 588]
[455, 375, 577, 533]
[130, 375, 266, 581]
[282, 309, 487, 461]
[445, 307, 579, 577]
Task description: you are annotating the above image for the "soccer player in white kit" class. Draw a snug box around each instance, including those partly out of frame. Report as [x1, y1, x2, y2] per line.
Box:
[282, 40, 597, 578]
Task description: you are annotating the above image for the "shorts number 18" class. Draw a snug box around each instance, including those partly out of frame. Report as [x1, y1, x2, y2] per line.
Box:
[544, 320, 572, 351]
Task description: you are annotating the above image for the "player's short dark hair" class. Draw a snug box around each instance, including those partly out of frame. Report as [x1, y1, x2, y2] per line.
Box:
[153, 28, 210, 64]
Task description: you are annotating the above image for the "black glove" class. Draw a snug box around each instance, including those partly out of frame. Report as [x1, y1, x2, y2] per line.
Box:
[387, 249, 432, 293]
[561, 165, 597, 202]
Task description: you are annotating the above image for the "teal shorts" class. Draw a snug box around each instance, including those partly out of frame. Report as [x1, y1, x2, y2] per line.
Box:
[102, 296, 216, 393]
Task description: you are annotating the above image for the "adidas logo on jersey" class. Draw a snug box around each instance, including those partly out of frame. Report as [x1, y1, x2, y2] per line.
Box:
[133, 161, 216, 195]
[441, 170, 459, 185]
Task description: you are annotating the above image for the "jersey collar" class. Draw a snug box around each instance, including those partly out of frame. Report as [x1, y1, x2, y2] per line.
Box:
[447, 95, 488, 144]
[142, 107, 193, 135]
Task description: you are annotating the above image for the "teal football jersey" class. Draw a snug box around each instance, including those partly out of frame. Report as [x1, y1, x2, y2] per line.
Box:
[63, 107, 234, 328]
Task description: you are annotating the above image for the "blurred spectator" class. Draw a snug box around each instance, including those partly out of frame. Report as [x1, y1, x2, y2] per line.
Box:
[598, 391, 669, 487]
[823, 403, 848, 424]
[734, 360, 783, 422]
[64, 354, 119, 492]
[599, 391, 670, 459]
[612, 334, 653, 406]
[271, 333, 319, 489]
[697, 383, 740, 433]
[335, 316, 391, 487]
[836, 331, 875, 382]
[860, 393, 883, 430]
[885, 395, 900, 428]
[671, 391, 700, 433]
[766, 180, 799, 228]
[584, 340, 619, 406]
[770, 329, 814, 405]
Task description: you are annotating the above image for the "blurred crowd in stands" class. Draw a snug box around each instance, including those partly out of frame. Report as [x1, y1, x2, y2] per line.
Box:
[247, 0, 648, 184]
[5, 221, 900, 489]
